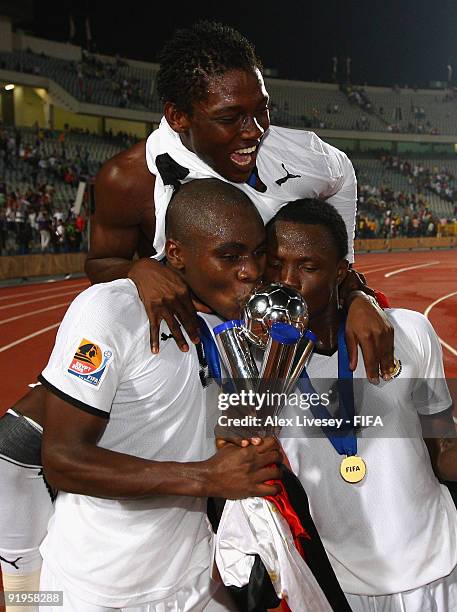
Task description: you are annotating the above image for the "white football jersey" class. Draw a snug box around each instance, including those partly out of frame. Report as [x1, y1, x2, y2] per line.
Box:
[40, 279, 223, 607]
[281, 309, 457, 595]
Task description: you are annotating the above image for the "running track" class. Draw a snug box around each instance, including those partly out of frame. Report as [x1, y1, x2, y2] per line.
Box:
[1, 250, 457, 413]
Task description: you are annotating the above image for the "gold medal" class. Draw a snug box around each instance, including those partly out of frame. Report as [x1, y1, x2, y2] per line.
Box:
[390, 358, 402, 378]
[379, 358, 402, 379]
[340, 455, 366, 483]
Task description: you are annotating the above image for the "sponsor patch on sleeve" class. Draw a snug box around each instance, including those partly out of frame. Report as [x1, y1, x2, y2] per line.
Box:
[67, 338, 113, 388]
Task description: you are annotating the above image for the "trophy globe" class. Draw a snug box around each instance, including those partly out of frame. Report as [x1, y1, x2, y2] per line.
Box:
[243, 282, 308, 349]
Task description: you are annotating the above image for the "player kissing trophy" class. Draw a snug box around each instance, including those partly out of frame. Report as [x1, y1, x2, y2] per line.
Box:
[214, 282, 315, 437]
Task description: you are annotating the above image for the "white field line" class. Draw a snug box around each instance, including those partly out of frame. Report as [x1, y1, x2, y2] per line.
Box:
[0, 323, 61, 353]
[0, 281, 88, 302]
[360, 263, 420, 275]
[384, 261, 439, 278]
[424, 291, 457, 358]
[357, 261, 405, 272]
[0, 289, 82, 311]
[0, 302, 70, 325]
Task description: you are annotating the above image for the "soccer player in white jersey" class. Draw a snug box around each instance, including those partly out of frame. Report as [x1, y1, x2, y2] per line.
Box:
[262, 198, 457, 612]
[36, 179, 283, 612]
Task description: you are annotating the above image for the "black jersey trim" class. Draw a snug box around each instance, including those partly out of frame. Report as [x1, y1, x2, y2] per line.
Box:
[37, 375, 110, 420]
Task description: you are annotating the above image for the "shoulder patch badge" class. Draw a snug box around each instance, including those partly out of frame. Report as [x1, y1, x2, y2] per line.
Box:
[67, 338, 113, 388]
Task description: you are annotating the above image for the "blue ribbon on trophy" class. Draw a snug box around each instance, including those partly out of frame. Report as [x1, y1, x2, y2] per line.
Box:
[213, 283, 316, 437]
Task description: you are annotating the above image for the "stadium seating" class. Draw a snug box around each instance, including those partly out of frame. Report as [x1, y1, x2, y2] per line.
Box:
[1, 45, 457, 255]
[268, 83, 386, 132]
[3, 48, 457, 134]
[0, 50, 160, 112]
[367, 88, 457, 135]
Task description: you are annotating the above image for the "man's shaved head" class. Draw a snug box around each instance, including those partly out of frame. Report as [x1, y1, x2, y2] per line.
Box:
[164, 178, 266, 321]
[165, 178, 262, 244]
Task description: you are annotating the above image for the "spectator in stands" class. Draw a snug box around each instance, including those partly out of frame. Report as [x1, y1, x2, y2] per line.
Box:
[0, 123, 141, 255]
[15, 201, 26, 231]
[52, 219, 66, 253]
[5, 197, 16, 233]
[53, 209, 64, 223]
[381, 155, 455, 209]
[0, 207, 7, 254]
[410, 215, 420, 237]
[37, 209, 51, 253]
[28, 207, 38, 243]
[16, 218, 32, 255]
[75, 212, 85, 234]
[65, 219, 82, 252]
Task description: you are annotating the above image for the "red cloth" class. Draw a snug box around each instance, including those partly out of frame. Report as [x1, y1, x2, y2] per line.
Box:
[265, 478, 310, 611]
[75, 215, 85, 232]
[374, 289, 390, 309]
[265, 479, 311, 558]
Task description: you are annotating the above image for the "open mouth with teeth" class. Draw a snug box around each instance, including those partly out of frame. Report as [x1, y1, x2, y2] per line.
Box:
[230, 145, 257, 167]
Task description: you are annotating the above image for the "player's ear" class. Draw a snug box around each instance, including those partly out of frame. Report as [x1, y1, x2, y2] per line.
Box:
[164, 102, 191, 133]
[165, 238, 185, 270]
[336, 258, 349, 285]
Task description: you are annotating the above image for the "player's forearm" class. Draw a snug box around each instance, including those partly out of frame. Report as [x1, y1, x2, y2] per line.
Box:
[84, 256, 136, 284]
[344, 289, 372, 309]
[437, 444, 457, 481]
[42, 442, 211, 499]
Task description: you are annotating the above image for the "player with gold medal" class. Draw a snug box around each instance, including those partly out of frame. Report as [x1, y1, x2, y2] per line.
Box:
[267, 199, 457, 611]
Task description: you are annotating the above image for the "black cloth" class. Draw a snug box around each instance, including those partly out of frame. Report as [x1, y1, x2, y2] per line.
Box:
[0, 411, 57, 502]
[155, 153, 189, 190]
[0, 411, 42, 467]
[207, 464, 353, 612]
[444, 480, 457, 508]
[228, 555, 281, 611]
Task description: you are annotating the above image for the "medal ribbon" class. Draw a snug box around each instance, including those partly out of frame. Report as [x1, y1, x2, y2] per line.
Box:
[299, 317, 358, 457]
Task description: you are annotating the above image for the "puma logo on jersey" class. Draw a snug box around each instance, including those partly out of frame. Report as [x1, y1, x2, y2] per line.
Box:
[161, 332, 173, 341]
[196, 343, 211, 388]
[0, 554, 22, 570]
[275, 163, 301, 186]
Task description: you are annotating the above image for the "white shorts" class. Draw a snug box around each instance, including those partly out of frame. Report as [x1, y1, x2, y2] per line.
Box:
[39, 560, 237, 612]
[345, 563, 457, 612]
